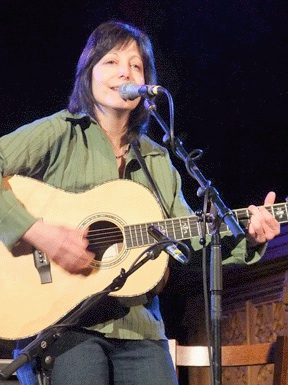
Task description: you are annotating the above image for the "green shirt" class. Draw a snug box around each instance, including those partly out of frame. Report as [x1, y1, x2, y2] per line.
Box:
[0, 110, 263, 340]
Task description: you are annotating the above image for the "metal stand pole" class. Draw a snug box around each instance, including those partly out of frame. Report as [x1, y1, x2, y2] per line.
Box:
[210, 232, 223, 385]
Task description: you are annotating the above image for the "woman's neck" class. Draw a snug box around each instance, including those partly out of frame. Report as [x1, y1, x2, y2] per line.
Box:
[96, 109, 129, 148]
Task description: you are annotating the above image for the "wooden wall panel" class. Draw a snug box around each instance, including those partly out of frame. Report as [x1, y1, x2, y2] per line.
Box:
[181, 224, 288, 385]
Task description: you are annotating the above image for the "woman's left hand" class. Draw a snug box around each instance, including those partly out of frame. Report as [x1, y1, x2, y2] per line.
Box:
[247, 191, 280, 246]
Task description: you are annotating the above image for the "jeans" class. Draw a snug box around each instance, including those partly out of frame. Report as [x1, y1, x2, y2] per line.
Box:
[13, 350, 38, 385]
[14, 330, 178, 385]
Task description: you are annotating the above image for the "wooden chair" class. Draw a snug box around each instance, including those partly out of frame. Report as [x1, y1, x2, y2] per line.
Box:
[168, 335, 288, 385]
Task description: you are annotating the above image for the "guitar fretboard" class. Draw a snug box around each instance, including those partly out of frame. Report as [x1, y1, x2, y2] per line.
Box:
[124, 202, 288, 249]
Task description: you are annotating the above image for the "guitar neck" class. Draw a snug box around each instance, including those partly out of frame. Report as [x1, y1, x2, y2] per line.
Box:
[124, 202, 288, 249]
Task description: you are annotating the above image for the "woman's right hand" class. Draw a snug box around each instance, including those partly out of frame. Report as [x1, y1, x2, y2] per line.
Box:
[23, 220, 95, 275]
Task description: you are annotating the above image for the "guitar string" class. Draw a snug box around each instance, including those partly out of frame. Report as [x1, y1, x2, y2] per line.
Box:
[85, 222, 219, 247]
[84, 204, 286, 247]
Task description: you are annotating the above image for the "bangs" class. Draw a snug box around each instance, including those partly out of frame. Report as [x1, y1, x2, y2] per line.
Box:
[91, 24, 147, 65]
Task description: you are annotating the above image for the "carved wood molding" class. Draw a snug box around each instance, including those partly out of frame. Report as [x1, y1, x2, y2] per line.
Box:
[222, 268, 288, 311]
[222, 221, 288, 310]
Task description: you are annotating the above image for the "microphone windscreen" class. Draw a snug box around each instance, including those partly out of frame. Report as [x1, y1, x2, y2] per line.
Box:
[118, 82, 139, 100]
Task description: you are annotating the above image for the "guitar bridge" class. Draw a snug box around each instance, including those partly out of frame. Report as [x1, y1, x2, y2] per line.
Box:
[33, 249, 52, 284]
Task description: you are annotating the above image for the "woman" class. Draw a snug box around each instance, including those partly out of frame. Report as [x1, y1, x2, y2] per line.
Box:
[1, 21, 280, 384]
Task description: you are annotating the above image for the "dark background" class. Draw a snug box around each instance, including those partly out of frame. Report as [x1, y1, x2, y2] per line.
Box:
[0, 1, 288, 369]
[1, 0, 288, 210]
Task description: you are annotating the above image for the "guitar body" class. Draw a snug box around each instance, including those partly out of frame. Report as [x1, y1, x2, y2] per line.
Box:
[0, 176, 168, 340]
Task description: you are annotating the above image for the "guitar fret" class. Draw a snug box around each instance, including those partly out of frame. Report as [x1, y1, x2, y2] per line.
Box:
[131, 225, 137, 247]
[166, 219, 172, 239]
[173, 219, 182, 239]
[124, 226, 132, 248]
[128, 225, 135, 247]
[142, 223, 150, 245]
[135, 224, 142, 246]
[163, 220, 168, 237]
[171, 219, 177, 240]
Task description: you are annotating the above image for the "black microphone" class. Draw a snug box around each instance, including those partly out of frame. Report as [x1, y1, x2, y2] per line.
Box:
[118, 81, 164, 100]
[148, 225, 188, 265]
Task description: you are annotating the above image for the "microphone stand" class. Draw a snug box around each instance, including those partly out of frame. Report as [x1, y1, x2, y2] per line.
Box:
[145, 98, 245, 385]
[0, 246, 164, 384]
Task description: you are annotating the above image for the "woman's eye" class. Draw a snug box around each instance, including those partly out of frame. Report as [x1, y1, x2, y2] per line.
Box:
[131, 64, 142, 71]
[105, 60, 116, 65]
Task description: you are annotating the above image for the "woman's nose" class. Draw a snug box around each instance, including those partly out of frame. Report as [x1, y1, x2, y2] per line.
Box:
[119, 63, 130, 79]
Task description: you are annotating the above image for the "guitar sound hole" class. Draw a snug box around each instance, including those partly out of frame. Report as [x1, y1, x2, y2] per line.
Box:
[86, 220, 123, 264]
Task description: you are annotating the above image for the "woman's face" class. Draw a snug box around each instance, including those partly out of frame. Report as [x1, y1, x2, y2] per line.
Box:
[91, 40, 145, 115]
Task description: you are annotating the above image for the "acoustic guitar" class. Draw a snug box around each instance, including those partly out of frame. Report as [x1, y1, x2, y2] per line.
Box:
[0, 176, 287, 340]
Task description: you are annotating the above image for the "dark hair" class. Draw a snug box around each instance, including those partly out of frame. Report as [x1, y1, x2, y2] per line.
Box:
[68, 21, 157, 136]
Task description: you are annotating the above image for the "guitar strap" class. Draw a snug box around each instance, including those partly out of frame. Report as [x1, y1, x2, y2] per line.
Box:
[130, 139, 172, 306]
[64, 119, 169, 220]
[130, 139, 171, 219]
[65, 116, 91, 130]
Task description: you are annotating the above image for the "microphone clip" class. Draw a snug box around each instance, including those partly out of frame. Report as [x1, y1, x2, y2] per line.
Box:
[148, 225, 190, 265]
